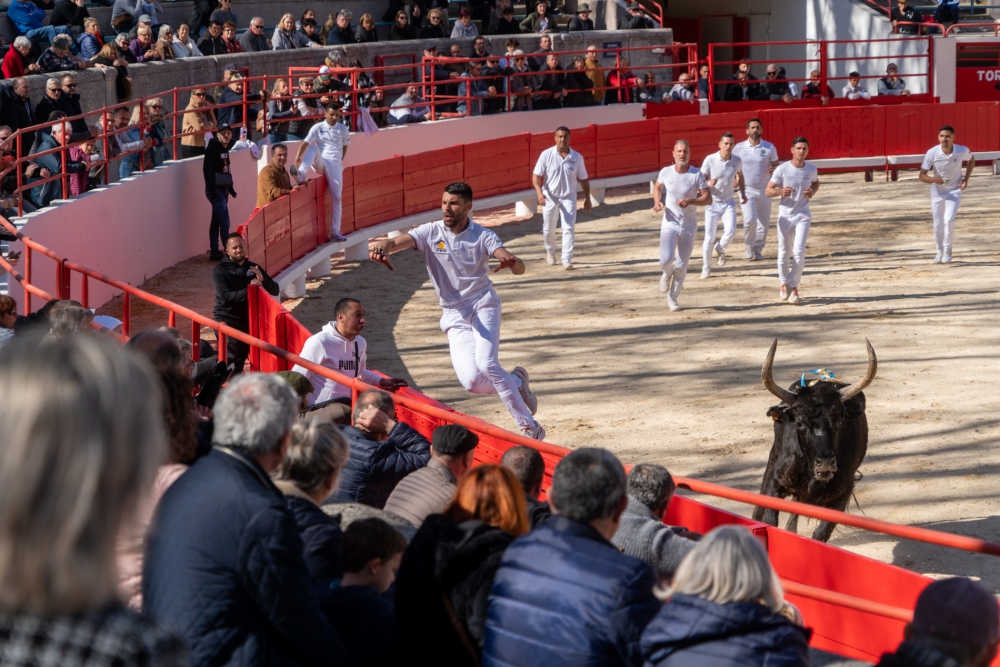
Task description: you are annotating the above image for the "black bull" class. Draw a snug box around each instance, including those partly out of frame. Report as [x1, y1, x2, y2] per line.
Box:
[751, 339, 877, 542]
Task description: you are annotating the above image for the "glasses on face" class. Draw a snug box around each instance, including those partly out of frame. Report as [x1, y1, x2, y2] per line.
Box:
[193, 92, 205, 97]
[48, 88, 61, 94]
[431, 15, 439, 20]
[63, 83, 77, 89]
[2, 309, 16, 317]
[766, 71, 777, 77]
[150, 104, 163, 109]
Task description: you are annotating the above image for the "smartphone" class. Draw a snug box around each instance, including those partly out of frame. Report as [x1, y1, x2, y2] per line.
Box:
[6, 251, 20, 260]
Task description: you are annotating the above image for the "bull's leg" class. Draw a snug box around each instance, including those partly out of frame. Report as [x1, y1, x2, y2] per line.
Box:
[784, 513, 800, 534]
[811, 487, 853, 542]
[752, 475, 783, 527]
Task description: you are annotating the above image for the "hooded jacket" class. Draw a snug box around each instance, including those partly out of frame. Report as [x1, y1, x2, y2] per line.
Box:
[290, 323, 382, 404]
[640, 594, 811, 667]
[334, 422, 431, 509]
[395, 514, 517, 665]
[211, 255, 279, 330]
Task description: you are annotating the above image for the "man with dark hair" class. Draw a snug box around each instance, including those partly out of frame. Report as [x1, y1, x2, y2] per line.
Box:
[212, 233, 279, 373]
[197, 20, 227, 55]
[766, 136, 820, 305]
[293, 101, 350, 242]
[877, 577, 1000, 666]
[370, 182, 544, 440]
[532, 126, 590, 270]
[919, 125, 974, 264]
[617, 1, 653, 29]
[256, 144, 294, 207]
[384, 424, 478, 527]
[203, 123, 236, 261]
[611, 463, 698, 582]
[484, 448, 659, 665]
[291, 298, 408, 424]
[500, 445, 551, 527]
[335, 388, 431, 508]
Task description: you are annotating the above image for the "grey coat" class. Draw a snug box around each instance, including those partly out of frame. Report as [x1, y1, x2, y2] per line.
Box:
[611, 495, 697, 582]
[382, 458, 456, 528]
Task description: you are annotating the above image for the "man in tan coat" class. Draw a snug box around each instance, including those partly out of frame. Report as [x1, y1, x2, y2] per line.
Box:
[584, 45, 605, 105]
[256, 143, 294, 208]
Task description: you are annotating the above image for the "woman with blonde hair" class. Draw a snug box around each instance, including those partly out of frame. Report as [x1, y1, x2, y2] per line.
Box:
[274, 418, 351, 583]
[0, 335, 186, 663]
[155, 24, 176, 60]
[354, 12, 378, 43]
[395, 463, 528, 666]
[180, 87, 214, 159]
[272, 12, 319, 49]
[640, 525, 810, 667]
[419, 7, 448, 39]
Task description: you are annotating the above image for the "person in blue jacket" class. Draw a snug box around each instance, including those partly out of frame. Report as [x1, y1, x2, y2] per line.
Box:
[8, 0, 72, 43]
[483, 447, 660, 667]
[640, 525, 811, 667]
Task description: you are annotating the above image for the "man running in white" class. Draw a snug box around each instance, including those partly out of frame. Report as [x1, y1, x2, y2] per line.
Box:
[368, 182, 545, 440]
[699, 132, 747, 279]
[766, 136, 820, 305]
[652, 140, 711, 312]
[735, 118, 780, 261]
[294, 101, 350, 243]
[918, 124, 975, 263]
[532, 126, 591, 270]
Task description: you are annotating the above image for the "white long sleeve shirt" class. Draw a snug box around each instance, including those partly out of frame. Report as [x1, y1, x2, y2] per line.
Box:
[291, 322, 381, 405]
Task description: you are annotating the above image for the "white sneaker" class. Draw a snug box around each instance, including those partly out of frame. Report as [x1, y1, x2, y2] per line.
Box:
[700, 267, 711, 280]
[666, 296, 681, 311]
[546, 251, 556, 265]
[942, 253, 952, 263]
[788, 288, 800, 305]
[521, 421, 546, 441]
[331, 233, 348, 243]
[511, 366, 538, 415]
[716, 246, 727, 267]
[779, 284, 789, 301]
[753, 250, 764, 261]
[744, 247, 754, 259]
[659, 271, 669, 293]
[562, 262, 574, 270]
[933, 253, 942, 264]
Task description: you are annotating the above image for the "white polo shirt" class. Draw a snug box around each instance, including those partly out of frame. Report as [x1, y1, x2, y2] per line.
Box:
[735, 139, 779, 191]
[304, 120, 350, 162]
[656, 165, 708, 226]
[408, 219, 504, 309]
[921, 144, 971, 194]
[700, 152, 743, 204]
[769, 161, 819, 218]
[533, 146, 589, 201]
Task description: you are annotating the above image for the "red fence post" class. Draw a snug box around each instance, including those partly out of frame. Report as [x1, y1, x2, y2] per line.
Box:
[248, 284, 260, 371]
[168, 310, 176, 328]
[80, 274, 88, 309]
[122, 292, 131, 338]
[23, 246, 31, 314]
[191, 319, 201, 362]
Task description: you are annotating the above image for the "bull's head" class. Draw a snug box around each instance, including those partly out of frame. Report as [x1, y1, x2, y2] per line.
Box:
[762, 339, 877, 483]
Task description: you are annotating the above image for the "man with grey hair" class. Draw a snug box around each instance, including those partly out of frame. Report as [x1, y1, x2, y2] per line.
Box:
[143, 374, 355, 665]
[611, 463, 698, 583]
[240, 16, 269, 51]
[484, 448, 659, 665]
[38, 34, 93, 73]
[326, 9, 355, 45]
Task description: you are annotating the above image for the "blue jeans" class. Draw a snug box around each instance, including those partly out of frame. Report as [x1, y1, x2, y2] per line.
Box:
[119, 160, 137, 180]
[26, 26, 71, 42]
[206, 186, 230, 254]
[267, 133, 287, 145]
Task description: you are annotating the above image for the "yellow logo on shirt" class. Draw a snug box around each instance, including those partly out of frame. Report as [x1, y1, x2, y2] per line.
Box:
[437, 241, 446, 250]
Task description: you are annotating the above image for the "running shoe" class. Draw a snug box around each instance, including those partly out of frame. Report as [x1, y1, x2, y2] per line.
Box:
[331, 233, 347, 243]
[511, 366, 538, 415]
[700, 267, 710, 280]
[744, 247, 754, 259]
[933, 252, 942, 264]
[659, 271, 669, 293]
[788, 288, 800, 305]
[753, 250, 764, 261]
[716, 244, 727, 267]
[942, 253, 952, 263]
[563, 262, 574, 270]
[666, 296, 681, 312]
[547, 251, 556, 265]
[779, 284, 789, 301]
[521, 420, 546, 441]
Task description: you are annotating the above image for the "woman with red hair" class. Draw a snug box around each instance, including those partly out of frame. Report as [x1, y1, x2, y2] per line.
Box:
[394, 463, 529, 666]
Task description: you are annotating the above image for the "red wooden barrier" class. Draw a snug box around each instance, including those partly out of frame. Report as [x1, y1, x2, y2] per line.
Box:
[885, 101, 1000, 156]
[262, 195, 293, 275]
[760, 106, 887, 160]
[339, 169, 354, 235]
[403, 146, 465, 216]
[245, 208, 265, 268]
[290, 184, 318, 262]
[596, 119, 660, 178]
[658, 112, 758, 166]
[464, 134, 529, 198]
[353, 156, 404, 230]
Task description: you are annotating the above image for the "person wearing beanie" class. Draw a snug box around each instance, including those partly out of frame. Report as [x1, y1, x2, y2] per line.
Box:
[383, 424, 478, 527]
[877, 577, 1000, 667]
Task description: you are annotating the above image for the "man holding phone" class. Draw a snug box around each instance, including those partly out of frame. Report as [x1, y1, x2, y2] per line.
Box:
[212, 233, 279, 373]
[291, 297, 408, 424]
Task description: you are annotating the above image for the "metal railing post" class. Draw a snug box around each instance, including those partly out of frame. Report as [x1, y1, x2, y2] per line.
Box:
[172, 88, 179, 160]
[81, 274, 89, 309]
[191, 320, 201, 362]
[122, 292, 130, 338]
[23, 247, 31, 314]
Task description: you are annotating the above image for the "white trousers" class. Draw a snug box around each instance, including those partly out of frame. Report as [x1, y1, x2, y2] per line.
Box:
[440, 289, 534, 430]
[321, 159, 344, 237]
[777, 212, 811, 289]
[741, 188, 773, 253]
[542, 196, 577, 263]
[930, 187, 961, 255]
[659, 218, 698, 300]
[703, 199, 738, 266]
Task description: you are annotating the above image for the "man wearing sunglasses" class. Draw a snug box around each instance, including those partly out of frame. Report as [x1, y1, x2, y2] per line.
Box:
[760, 64, 793, 103]
[240, 17, 269, 52]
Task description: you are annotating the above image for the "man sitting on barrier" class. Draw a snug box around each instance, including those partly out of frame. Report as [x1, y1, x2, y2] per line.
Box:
[28, 114, 90, 208]
[257, 144, 297, 208]
[212, 233, 279, 373]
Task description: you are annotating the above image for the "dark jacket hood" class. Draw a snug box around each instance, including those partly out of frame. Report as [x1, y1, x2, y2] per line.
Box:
[426, 515, 515, 590]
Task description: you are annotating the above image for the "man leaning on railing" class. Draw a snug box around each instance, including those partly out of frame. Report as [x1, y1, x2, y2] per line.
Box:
[28, 116, 89, 209]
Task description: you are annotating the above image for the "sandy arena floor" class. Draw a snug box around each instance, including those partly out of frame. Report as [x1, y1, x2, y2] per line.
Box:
[109, 170, 1000, 588]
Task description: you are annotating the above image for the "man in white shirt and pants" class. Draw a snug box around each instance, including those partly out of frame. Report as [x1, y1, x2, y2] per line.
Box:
[368, 182, 545, 440]
[532, 126, 591, 270]
[766, 136, 820, 305]
[735, 118, 780, 261]
[652, 139, 711, 312]
[291, 297, 408, 423]
[699, 132, 747, 278]
[919, 125, 974, 263]
[293, 101, 351, 242]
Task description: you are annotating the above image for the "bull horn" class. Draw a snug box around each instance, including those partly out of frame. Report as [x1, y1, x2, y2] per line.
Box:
[838, 338, 877, 401]
[762, 339, 797, 405]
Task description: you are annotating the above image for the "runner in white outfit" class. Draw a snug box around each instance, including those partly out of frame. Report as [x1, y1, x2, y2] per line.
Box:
[652, 140, 711, 312]
[368, 182, 545, 440]
[734, 118, 780, 261]
[918, 125, 975, 263]
[699, 133, 747, 279]
[766, 137, 820, 305]
[532, 127, 592, 270]
[293, 101, 351, 242]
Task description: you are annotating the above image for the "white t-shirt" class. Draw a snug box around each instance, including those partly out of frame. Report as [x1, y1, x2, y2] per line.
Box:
[656, 165, 708, 226]
[769, 161, 819, 218]
[304, 120, 350, 162]
[290, 322, 381, 404]
[533, 147, 589, 201]
[735, 139, 779, 190]
[408, 219, 504, 309]
[700, 152, 743, 204]
[921, 144, 971, 194]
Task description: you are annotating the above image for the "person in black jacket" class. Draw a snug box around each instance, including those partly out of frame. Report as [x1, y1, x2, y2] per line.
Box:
[196, 20, 227, 55]
[724, 70, 764, 102]
[500, 445, 551, 528]
[188, 0, 217, 38]
[395, 464, 529, 666]
[274, 418, 350, 583]
[49, 0, 90, 37]
[57, 74, 89, 135]
[0, 79, 36, 157]
[335, 388, 431, 508]
[203, 124, 236, 261]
